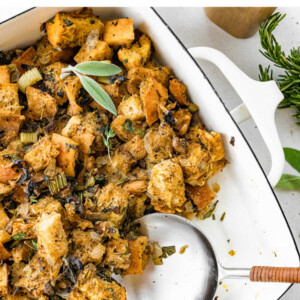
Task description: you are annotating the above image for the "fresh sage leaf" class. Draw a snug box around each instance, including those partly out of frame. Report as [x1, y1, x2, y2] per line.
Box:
[80, 76, 117, 115]
[283, 147, 300, 173]
[75, 61, 122, 76]
[275, 174, 300, 190]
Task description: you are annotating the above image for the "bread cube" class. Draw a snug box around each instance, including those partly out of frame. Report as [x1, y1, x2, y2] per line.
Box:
[122, 180, 147, 196]
[125, 236, 149, 275]
[72, 229, 106, 264]
[43, 62, 68, 105]
[148, 159, 186, 213]
[140, 77, 168, 125]
[46, 8, 104, 49]
[0, 230, 11, 244]
[0, 264, 8, 297]
[169, 78, 189, 106]
[52, 133, 78, 177]
[64, 76, 83, 116]
[74, 40, 113, 63]
[62, 115, 95, 154]
[26, 86, 57, 120]
[123, 135, 147, 160]
[12, 243, 32, 263]
[37, 35, 75, 65]
[36, 212, 68, 264]
[117, 94, 145, 121]
[186, 183, 216, 210]
[0, 204, 9, 228]
[104, 239, 130, 270]
[0, 65, 10, 83]
[103, 18, 134, 48]
[118, 34, 151, 69]
[96, 183, 129, 226]
[12, 46, 38, 75]
[0, 242, 10, 261]
[24, 136, 60, 172]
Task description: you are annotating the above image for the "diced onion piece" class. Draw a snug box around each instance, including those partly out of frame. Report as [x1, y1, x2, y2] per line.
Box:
[18, 67, 43, 93]
[98, 76, 110, 84]
[20, 132, 38, 144]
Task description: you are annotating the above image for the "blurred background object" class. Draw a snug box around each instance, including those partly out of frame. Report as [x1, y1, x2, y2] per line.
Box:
[204, 7, 276, 38]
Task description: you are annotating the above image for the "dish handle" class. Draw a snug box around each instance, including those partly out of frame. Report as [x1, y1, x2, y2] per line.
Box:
[188, 47, 284, 187]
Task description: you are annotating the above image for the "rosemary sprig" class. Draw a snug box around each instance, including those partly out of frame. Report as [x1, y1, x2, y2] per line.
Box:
[258, 12, 300, 123]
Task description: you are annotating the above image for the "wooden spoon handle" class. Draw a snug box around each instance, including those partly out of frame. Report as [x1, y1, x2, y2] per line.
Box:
[250, 266, 300, 283]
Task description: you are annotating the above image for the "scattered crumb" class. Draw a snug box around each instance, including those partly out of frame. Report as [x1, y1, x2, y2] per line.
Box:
[179, 245, 189, 254]
[273, 251, 277, 257]
[214, 297, 219, 300]
[219, 281, 223, 285]
[220, 212, 226, 222]
[212, 214, 216, 220]
[222, 283, 229, 292]
[290, 130, 293, 135]
[227, 239, 230, 243]
[153, 281, 155, 284]
[229, 136, 235, 146]
[228, 249, 236, 256]
[212, 182, 220, 193]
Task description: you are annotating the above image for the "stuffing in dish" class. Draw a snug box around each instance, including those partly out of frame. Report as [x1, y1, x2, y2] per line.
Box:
[0, 8, 227, 299]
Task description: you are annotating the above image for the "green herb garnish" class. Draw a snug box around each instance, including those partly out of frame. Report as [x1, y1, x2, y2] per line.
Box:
[275, 147, 300, 190]
[11, 233, 26, 241]
[258, 13, 300, 123]
[203, 200, 218, 219]
[162, 246, 176, 257]
[32, 239, 37, 251]
[61, 61, 122, 115]
[123, 119, 134, 133]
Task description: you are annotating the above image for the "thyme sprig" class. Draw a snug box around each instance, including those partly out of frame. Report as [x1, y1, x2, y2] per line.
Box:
[258, 12, 300, 123]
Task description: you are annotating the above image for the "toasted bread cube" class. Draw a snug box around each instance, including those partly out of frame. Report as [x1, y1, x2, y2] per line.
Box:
[117, 94, 145, 121]
[26, 86, 57, 120]
[46, 8, 103, 49]
[37, 35, 75, 65]
[123, 135, 147, 160]
[118, 34, 151, 69]
[52, 133, 78, 177]
[111, 115, 136, 142]
[24, 136, 59, 172]
[186, 183, 216, 210]
[104, 239, 130, 270]
[122, 180, 147, 196]
[103, 18, 134, 48]
[11, 219, 36, 240]
[127, 65, 170, 95]
[0, 204, 9, 228]
[62, 115, 95, 154]
[12, 47, 38, 75]
[196, 130, 225, 161]
[16, 253, 62, 298]
[127, 193, 147, 219]
[125, 236, 149, 275]
[63, 76, 83, 116]
[96, 184, 129, 226]
[0, 163, 19, 185]
[169, 78, 189, 106]
[0, 230, 11, 244]
[43, 62, 68, 105]
[36, 212, 68, 264]
[69, 264, 126, 300]
[72, 229, 106, 264]
[74, 40, 113, 63]
[0, 66, 10, 84]
[140, 77, 168, 126]
[12, 243, 32, 263]
[110, 147, 134, 175]
[0, 242, 10, 261]
[148, 159, 186, 214]
[0, 264, 8, 296]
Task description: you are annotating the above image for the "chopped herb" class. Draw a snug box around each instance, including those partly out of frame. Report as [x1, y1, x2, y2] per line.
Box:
[11, 232, 26, 241]
[47, 17, 54, 24]
[203, 200, 218, 219]
[212, 214, 216, 220]
[122, 119, 134, 133]
[63, 19, 74, 27]
[188, 103, 199, 113]
[90, 19, 95, 24]
[57, 89, 64, 98]
[30, 196, 38, 204]
[123, 59, 128, 63]
[220, 212, 226, 222]
[229, 136, 235, 146]
[66, 143, 79, 151]
[32, 239, 37, 250]
[162, 245, 176, 257]
[135, 129, 146, 138]
[228, 250, 236, 256]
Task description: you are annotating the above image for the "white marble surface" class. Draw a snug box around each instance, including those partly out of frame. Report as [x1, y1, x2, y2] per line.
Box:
[0, 6, 299, 299]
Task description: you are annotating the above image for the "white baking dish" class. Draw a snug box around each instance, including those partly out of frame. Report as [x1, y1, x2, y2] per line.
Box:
[0, 7, 299, 300]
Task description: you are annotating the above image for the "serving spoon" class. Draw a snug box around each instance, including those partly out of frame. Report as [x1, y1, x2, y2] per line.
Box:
[123, 213, 300, 300]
